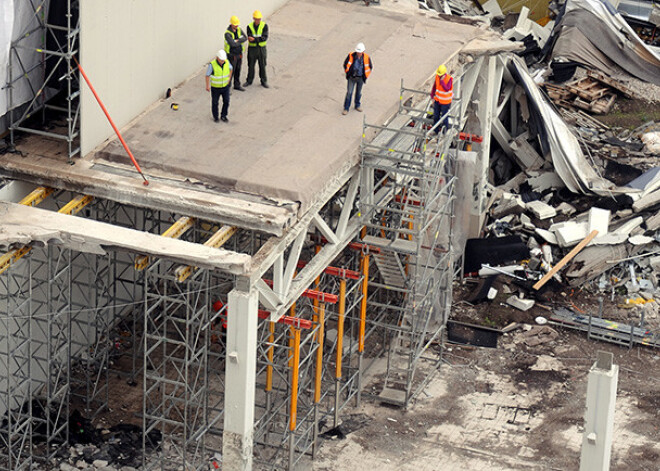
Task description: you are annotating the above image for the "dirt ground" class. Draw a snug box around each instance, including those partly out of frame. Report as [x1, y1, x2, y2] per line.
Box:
[598, 97, 660, 129]
[307, 289, 660, 471]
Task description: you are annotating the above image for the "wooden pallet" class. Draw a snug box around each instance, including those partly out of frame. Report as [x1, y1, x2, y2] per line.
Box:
[586, 69, 638, 99]
[566, 77, 612, 101]
[573, 93, 616, 114]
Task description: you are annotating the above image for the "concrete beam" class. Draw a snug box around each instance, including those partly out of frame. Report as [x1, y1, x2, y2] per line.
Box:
[0, 201, 250, 274]
[223, 287, 259, 471]
[0, 155, 297, 236]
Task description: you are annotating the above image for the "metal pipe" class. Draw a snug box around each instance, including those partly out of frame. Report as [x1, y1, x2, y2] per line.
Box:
[288, 327, 301, 470]
[313, 303, 325, 458]
[359, 255, 369, 353]
[76, 61, 149, 185]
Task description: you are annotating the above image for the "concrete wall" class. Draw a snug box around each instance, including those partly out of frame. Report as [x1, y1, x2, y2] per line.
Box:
[80, 0, 288, 156]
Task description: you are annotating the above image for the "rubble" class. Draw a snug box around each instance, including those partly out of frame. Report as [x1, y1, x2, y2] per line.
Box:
[428, 0, 660, 350]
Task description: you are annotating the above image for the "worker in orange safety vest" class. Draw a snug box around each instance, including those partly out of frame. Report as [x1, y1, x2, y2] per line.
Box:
[342, 43, 373, 115]
[430, 64, 453, 134]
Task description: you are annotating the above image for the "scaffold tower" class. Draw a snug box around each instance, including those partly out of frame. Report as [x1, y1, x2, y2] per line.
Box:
[359, 82, 456, 406]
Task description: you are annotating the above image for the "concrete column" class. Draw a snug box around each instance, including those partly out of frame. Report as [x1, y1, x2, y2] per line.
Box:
[580, 351, 618, 471]
[222, 286, 259, 470]
[471, 56, 499, 237]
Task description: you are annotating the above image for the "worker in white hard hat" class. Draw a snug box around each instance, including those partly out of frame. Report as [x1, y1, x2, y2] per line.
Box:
[224, 16, 247, 91]
[205, 50, 233, 122]
[430, 64, 453, 133]
[342, 43, 373, 115]
[244, 10, 270, 88]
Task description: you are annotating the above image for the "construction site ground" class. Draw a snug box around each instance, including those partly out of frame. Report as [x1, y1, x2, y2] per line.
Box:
[305, 302, 660, 470]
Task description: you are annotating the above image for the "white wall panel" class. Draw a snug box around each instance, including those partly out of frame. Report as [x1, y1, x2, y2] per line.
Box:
[80, 0, 288, 156]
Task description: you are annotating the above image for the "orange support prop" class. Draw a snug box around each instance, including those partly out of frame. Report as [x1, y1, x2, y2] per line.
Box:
[314, 303, 325, 404]
[458, 132, 484, 143]
[358, 253, 370, 353]
[289, 327, 301, 431]
[266, 321, 275, 392]
[335, 279, 346, 379]
[263, 279, 338, 304]
[296, 261, 361, 281]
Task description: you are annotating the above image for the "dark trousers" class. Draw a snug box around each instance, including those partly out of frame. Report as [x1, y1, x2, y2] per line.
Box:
[344, 77, 364, 111]
[211, 85, 230, 120]
[433, 101, 451, 133]
[246, 47, 268, 85]
[228, 53, 242, 88]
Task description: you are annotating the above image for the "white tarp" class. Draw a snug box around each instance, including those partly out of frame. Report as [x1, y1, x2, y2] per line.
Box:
[0, 0, 15, 117]
[1, 0, 49, 122]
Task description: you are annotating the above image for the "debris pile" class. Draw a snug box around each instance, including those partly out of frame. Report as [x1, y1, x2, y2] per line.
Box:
[421, 0, 660, 346]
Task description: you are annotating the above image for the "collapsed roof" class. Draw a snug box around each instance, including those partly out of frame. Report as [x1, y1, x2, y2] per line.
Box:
[547, 0, 660, 85]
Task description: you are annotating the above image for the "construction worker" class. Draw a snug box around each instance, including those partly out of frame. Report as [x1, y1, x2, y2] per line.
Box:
[205, 50, 233, 122]
[342, 43, 373, 115]
[244, 10, 270, 88]
[431, 64, 453, 133]
[225, 16, 247, 91]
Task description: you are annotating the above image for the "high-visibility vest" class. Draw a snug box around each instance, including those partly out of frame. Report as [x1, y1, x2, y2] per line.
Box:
[224, 27, 245, 54]
[210, 59, 231, 88]
[434, 74, 453, 104]
[247, 22, 267, 47]
[344, 52, 371, 79]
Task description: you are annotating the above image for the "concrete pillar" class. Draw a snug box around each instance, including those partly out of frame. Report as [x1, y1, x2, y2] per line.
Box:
[222, 286, 259, 470]
[580, 351, 618, 471]
[471, 56, 500, 237]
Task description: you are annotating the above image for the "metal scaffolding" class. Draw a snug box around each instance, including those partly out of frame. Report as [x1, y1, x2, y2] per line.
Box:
[6, 0, 81, 162]
[359, 82, 456, 406]
[0, 76, 462, 470]
[0, 194, 150, 470]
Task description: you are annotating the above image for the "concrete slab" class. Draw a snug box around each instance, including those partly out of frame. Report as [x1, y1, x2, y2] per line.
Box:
[527, 200, 557, 220]
[92, 0, 490, 214]
[0, 0, 512, 234]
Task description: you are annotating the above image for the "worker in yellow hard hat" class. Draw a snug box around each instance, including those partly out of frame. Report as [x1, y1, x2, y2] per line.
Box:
[224, 16, 248, 91]
[430, 64, 453, 134]
[244, 10, 270, 88]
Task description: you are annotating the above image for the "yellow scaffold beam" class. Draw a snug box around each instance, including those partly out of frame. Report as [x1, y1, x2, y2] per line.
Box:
[0, 193, 93, 275]
[19, 186, 54, 207]
[174, 225, 236, 282]
[135, 216, 196, 271]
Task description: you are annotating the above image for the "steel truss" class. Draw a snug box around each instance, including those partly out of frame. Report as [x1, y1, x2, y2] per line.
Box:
[359, 82, 456, 406]
[6, 0, 81, 162]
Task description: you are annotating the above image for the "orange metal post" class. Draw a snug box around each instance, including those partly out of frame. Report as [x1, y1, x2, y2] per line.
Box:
[335, 279, 346, 379]
[358, 254, 370, 353]
[289, 327, 301, 431]
[314, 303, 325, 404]
[266, 321, 275, 393]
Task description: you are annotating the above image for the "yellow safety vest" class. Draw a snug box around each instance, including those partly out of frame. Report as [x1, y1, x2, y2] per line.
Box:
[225, 27, 245, 54]
[247, 22, 267, 47]
[210, 59, 231, 88]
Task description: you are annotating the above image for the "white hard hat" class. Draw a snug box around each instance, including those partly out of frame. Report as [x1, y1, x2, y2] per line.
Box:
[355, 43, 365, 53]
[217, 50, 227, 61]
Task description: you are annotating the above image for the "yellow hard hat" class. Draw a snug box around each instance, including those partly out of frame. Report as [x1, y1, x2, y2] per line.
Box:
[230, 15, 240, 26]
[437, 64, 447, 76]
[253, 10, 263, 19]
